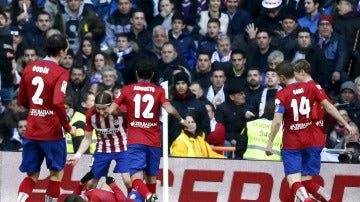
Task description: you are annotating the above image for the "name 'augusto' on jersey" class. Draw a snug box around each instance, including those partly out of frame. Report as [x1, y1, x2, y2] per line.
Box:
[133, 85, 155, 92]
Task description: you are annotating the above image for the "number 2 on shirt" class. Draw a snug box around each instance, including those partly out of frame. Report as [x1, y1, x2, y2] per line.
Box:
[32, 76, 44, 105]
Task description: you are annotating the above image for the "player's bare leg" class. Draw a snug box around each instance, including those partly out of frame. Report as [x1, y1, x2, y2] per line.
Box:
[121, 172, 132, 194]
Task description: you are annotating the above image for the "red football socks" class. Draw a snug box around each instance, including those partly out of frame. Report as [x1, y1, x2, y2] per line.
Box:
[146, 183, 156, 194]
[18, 177, 36, 197]
[302, 179, 333, 202]
[45, 180, 61, 198]
[132, 179, 151, 198]
[73, 183, 85, 195]
[292, 182, 312, 202]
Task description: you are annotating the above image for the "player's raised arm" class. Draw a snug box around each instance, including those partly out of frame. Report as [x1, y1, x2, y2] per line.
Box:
[162, 102, 188, 128]
[320, 99, 356, 135]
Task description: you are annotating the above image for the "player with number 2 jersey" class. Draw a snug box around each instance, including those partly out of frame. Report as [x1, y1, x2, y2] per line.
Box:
[16, 34, 76, 202]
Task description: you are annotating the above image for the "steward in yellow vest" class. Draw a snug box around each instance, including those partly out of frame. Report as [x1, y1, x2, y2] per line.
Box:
[244, 119, 282, 161]
[66, 93, 97, 154]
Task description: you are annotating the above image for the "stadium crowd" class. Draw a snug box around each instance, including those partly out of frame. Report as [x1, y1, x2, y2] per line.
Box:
[0, 0, 360, 160]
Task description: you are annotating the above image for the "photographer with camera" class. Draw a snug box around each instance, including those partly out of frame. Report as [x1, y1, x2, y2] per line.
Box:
[338, 142, 360, 164]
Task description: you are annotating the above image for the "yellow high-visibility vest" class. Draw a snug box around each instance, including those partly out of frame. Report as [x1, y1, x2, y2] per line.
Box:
[244, 119, 282, 161]
[66, 111, 97, 154]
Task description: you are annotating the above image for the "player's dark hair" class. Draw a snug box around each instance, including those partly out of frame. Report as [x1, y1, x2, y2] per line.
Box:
[95, 92, 112, 105]
[293, 59, 312, 74]
[45, 34, 68, 57]
[64, 194, 85, 202]
[275, 61, 294, 79]
[136, 60, 155, 80]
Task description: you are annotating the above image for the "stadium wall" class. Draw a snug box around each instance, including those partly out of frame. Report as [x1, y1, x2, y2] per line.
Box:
[1, 152, 359, 201]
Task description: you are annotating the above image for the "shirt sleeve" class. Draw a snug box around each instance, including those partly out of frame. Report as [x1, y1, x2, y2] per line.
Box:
[85, 107, 94, 132]
[109, 182, 127, 202]
[53, 72, 72, 132]
[113, 90, 125, 106]
[17, 75, 29, 108]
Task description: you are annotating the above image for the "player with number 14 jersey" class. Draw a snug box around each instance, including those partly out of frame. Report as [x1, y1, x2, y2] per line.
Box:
[275, 82, 328, 150]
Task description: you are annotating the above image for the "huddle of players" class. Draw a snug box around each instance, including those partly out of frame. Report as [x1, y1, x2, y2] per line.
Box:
[16, 34, 187, 202]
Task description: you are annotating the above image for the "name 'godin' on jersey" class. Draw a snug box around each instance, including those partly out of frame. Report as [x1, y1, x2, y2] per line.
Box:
[32, 65, 50, 74]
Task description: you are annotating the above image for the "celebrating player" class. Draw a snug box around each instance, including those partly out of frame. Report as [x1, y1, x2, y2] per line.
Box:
[109, 60, 187, 202]
[17, 34, 76, 202]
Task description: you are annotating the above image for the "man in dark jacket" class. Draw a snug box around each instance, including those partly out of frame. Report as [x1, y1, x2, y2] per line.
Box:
[334, 0, 360, 78]
[169, 71, 210, 149]
[0, 10, 15, 106]
[23, 11, 52, 57]
[66, 66, 91, 111]
[53, 0, 105, 52]
[284, 27, 329, 87]
[315, 14, 347, 96]
[223, 0, 252, 39]
[128, 8, 151, 50]
[215, 81, 256, 159]
[155, 42, 189, 85]
[105, 0, 133, 49]
[111, 33, 140, 85]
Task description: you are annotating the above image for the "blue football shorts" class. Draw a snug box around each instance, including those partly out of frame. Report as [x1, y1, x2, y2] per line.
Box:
[282, 147, 323, 176]
[92, 151, 129, 179]
[127, 144, 161, 176]
[19, 138, 66, 173]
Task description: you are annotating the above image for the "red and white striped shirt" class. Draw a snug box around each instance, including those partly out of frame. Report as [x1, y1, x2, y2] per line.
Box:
[85, 107, 127, 153]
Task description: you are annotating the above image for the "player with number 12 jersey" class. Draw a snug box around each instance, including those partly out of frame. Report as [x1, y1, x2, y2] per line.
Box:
[114, 81, 168, 147]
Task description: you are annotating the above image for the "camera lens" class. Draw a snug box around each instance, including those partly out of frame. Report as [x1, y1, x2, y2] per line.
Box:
[338, 153, 351, 163]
